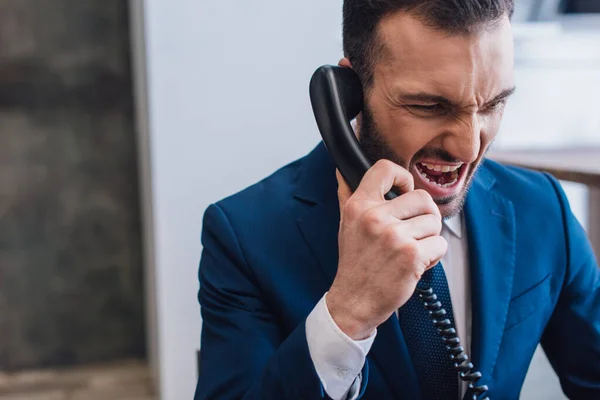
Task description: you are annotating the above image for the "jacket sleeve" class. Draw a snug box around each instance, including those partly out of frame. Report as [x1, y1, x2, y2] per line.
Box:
[194, 203, 369, 400]
[540, 174, 600, 399]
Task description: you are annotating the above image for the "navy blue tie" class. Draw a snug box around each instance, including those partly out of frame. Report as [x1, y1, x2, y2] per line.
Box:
[398, 263, 459, 400]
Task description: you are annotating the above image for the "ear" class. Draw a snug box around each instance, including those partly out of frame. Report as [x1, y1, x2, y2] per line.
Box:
[338, 57, 363, 137]
[338, 57, 352, 68]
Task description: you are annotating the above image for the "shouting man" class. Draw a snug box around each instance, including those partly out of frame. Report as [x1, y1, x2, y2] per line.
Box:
[194, 1, 600, 399]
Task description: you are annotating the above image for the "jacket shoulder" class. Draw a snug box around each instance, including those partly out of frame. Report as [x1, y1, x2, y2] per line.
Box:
[482, 158, 564, 207]
[212, 154, 307, 225]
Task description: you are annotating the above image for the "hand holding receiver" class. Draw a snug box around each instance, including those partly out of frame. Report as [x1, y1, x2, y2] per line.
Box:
[327, 160, 447, 340]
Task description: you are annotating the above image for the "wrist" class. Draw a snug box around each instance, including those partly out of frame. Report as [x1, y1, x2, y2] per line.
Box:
[325, 291, 377, 340]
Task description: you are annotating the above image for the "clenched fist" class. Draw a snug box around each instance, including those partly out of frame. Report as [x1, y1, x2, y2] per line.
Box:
[327, 159, 448, 340]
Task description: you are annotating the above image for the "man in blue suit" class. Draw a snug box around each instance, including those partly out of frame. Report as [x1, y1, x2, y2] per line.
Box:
[195, 0, 600, 399]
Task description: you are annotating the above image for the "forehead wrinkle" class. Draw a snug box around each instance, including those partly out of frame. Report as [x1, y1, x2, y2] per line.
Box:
[375, 13, 513, 109]
[384, 67, 476, 108]
[378, 37, 477, 106]
[383, 44, 507, 109]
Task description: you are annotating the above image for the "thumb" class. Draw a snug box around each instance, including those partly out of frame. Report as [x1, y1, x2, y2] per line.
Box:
[336, 169, 353, 211]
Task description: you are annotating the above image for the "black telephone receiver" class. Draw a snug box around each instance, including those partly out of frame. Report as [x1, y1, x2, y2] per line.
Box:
[308, 65, 396, 201]
[309, 65, 489, 400]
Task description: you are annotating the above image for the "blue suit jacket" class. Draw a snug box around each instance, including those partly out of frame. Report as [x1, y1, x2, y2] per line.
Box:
[194, 143, 600, 399]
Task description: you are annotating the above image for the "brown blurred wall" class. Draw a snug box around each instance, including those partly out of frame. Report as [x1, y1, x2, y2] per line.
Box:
[0, 0, 145, 370]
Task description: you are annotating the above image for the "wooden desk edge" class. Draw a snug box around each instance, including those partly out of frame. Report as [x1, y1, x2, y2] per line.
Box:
[488, 159, 600, 188]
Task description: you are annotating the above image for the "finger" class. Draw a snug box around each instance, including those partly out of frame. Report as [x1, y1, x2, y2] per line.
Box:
[336, 169, 353, 210]
[380, 189, 441, 221]
[417, 235, 448, 270]
[354, 159, 414, 201]
[399, 214, 442, 240]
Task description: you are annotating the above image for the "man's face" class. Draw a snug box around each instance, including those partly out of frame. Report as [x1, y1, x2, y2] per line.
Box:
[349, 12, 515, 218]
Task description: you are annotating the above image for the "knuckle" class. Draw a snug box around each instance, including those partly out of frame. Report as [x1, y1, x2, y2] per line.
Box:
[385, 159, 404, 175]
[375, 159, 394, 169]
[428, 201, 441, 217]
[382, 226, 406, 248]
[418, 215, 442, 237]
[413, 189, 431, 203]
[429, 214, 443, 233]
[343, 198, 361, 219]
[376, 159, 399, 176]
[429, 237, 448, 265]
[438, 236, 449, 252]
[413, 189, 432, 202]
[414, 189, 439, 215]
[429, 237, 447, 259]
[362, 209, 384, 234]
[399, 240, 419, 261]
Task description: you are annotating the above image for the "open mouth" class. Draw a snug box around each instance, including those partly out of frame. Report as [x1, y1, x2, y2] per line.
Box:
[415, 162, 464, 187]
[413, 161, 468, 198]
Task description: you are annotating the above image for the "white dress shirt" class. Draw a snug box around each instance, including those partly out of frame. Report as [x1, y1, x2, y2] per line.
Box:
[306, 213, 471, 400]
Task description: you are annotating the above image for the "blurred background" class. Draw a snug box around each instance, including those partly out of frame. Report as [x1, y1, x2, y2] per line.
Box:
[0, 0, 598, 399]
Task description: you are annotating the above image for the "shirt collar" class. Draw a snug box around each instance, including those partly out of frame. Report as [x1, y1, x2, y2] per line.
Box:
[443, 212, 463, 239]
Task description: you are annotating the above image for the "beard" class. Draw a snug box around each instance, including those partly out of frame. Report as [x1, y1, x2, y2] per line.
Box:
[357, 103, 480, 219]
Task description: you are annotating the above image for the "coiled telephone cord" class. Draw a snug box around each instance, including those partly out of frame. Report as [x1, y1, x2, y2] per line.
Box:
[416, 286, 490, 400]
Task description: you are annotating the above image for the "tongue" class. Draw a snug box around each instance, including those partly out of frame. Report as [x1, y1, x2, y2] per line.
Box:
[437, 174, 451, 185]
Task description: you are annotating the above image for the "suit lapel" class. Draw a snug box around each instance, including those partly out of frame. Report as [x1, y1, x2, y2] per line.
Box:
[369, 315, 421, 399]
[464, 162, 516, 389]
[294, 143, 341, 284]
[296, 199, 340, 284]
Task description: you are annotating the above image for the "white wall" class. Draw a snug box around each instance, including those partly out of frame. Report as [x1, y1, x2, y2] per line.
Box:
[135, 1, 344, 398]
[498, 24, 600, 150]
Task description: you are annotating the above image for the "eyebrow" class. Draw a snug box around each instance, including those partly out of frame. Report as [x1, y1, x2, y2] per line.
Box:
[398, 86, 517, 109]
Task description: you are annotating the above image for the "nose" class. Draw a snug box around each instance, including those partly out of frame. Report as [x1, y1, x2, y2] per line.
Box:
[443, 112, 482, 164]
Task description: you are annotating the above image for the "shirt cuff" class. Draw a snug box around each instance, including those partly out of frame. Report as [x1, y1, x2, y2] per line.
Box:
[305, 293, 377, 400]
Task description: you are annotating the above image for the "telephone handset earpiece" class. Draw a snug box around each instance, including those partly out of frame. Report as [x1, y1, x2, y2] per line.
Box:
[309, 65, 489, 400]
[309, 65, 397, 200]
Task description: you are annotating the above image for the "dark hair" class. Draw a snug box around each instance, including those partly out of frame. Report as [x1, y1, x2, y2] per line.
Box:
[343, 0, 514, 88]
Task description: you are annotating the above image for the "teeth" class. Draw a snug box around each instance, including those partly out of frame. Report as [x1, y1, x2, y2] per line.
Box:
[416, 166, 459, 188]
[420, 162, 463, 172]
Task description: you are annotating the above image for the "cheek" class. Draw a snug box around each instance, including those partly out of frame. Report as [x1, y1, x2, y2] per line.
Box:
[377, 107, 441, 158]
[480, 113, 504, 145]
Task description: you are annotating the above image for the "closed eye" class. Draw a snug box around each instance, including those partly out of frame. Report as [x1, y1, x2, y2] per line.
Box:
[411, 104, 439, 110]
[407, 104, 449, 116]
[481, 99, 508, 114]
